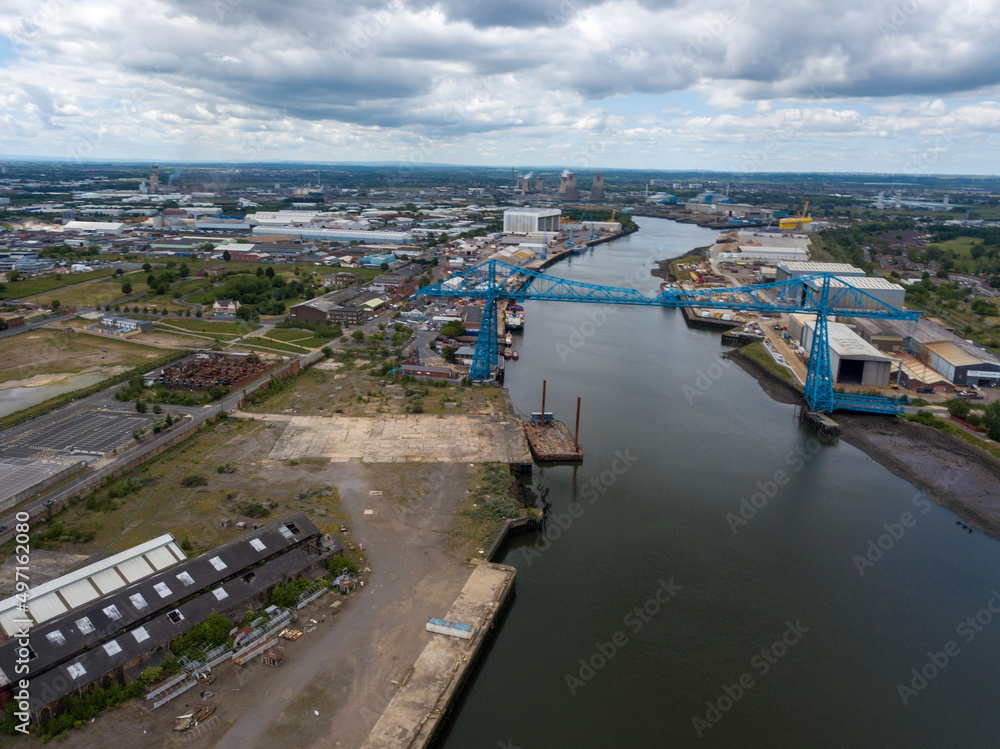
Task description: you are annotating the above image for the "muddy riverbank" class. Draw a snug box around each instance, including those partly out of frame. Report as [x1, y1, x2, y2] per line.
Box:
[729, 346, 1000, 538]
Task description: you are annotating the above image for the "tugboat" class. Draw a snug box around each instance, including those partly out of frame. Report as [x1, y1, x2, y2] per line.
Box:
[503, 347, 513, 360]
[512, 350, 519, 360]
[504, 332, 513, 346]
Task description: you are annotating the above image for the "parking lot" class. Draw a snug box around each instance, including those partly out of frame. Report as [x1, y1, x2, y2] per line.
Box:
[1, 410, 158, 459]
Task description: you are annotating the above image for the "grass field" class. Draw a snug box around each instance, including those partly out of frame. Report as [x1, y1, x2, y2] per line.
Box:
[9, 419, 348, 559]
[2, 269, 116, 299]
[33, 281, 130, 308]
[168, 278, 215, 298]
[0, 329, 180, 383]
[265, 328, 314, 342]
[161, 318, 250, 334]
[240, 336, 309, 354]
[926, 237, 980, 260]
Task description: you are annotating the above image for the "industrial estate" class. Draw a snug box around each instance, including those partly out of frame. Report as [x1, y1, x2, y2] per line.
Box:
[1, 163, 1000, 746]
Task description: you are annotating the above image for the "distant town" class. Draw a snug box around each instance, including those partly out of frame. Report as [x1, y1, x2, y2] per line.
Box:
[2, 162, 1000, 745]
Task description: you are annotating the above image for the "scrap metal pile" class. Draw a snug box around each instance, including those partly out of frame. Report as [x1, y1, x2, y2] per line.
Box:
[159, 352, 271, 390]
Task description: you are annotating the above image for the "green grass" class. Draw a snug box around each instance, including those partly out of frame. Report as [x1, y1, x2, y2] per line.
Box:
[740, 341, 798, 385]
[265, 328, 314, 342]
[2, 269, 116, 299]
[168, 278, 215, 297]
[905, 412, 1000, 460]
[926, 237, 980, 261]
[156, 318, 248, 334]
[0, 349, 183, 429]
[33, 282, 131, 308]
[240, 336, 309, 354]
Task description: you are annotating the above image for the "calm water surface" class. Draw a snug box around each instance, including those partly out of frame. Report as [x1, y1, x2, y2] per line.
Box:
[438, 217, 1000, 749]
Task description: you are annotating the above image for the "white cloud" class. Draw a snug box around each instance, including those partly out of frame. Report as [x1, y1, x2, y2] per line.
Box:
[0, 0, 996, 170]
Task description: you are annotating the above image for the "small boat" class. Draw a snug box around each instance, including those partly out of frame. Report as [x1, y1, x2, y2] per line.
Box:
[174, 706, 216, 731]
[512, 350, 519, 360]
[505, 333, 513, 346]
[503, 348, 512, 360]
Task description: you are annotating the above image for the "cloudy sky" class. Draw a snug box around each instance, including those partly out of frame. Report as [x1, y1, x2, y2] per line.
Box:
[0, 0, 998, 174]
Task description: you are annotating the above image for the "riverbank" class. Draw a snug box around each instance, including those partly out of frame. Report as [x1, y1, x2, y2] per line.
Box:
[728, 345, 1000, 539]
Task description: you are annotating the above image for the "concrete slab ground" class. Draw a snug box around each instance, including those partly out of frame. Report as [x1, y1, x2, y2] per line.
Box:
[361, 563, 516, 749]
[259, 413, 531, 464]
[0, 548, 90, 596]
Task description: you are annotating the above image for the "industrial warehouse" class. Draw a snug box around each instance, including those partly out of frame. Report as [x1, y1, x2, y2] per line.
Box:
[0, 514, 339, 725]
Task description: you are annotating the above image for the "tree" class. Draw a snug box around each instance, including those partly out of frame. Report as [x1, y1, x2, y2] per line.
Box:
[178, 263, 190, 278]
[984, 401, 1000, 440]
[156, 283, 167, 295]
[321, 346, 333, 358]
[256, 267, 264, 277]
[0, 318, 6, 331]
[51, 299, 60, 309]
[147, 274, 156, 288]
[380, 262, 389, 271]
[142, 262, 152, 272]
[115, 268, 124, 276]
[442, 346, 457, 362]
[121, 282, 132, 295]
[6, 269, 20, 282]
[222, 249, 231, 262]
[440, 320, 466, 338]
[265, 266, 275, 279]
[946, 398, 972, 420]
[135, 400, 147, 413]
[351, 330, 364, 341]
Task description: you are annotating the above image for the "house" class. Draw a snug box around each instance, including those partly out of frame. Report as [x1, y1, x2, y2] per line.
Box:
[324, 272, 362, 289]
[399, 363, 453, 380]
[99, 315, 153, 333]
[213, 299, 241, 319]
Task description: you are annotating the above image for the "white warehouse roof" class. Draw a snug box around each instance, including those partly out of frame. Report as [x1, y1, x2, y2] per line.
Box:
[62, 221, 126, 232]
[0, 534, 185, 636]
[777, 261, 866, 275]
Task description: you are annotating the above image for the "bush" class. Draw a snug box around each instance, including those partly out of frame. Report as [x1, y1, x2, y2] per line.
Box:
[946, 398, 972, 419]
[181, 475, 208, 487]
[237, 501, 270, 518]
[328, 554, 358, 576]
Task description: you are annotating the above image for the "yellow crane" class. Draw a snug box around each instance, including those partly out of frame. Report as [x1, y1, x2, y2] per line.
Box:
[779, 195, 812, 230]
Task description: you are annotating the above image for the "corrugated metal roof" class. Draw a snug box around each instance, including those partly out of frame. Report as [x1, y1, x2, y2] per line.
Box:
[924, 341, 986, 368]
[0, 514, 320, 680]
[0, 534, 181, 635]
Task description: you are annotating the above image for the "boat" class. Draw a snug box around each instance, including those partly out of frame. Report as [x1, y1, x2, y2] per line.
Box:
[503, 347, 512, 360]
[512, 350, 519, 360]
[504, 332, 513, 346]
[174, 706, 216, 731]
[504, 312, 524, 330]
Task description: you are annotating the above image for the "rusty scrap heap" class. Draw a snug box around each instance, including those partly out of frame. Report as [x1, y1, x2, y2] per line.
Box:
[159, 352, 272, 390]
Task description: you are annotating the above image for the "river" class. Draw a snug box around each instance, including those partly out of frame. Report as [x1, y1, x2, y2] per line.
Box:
[437, 217, 1000, 748]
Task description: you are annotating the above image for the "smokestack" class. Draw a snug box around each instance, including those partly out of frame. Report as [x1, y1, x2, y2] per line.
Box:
[590, 174, 605, 201]
[563, 172, 579, 201]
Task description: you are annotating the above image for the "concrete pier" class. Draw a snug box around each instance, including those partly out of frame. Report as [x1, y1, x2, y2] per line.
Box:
[360, 562, 516, 749]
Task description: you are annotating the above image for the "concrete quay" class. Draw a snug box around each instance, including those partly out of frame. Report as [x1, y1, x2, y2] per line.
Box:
[360, 562, 516, 749]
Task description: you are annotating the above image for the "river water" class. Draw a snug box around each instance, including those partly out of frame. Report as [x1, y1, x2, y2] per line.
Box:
[438, 217, 1000, 748]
